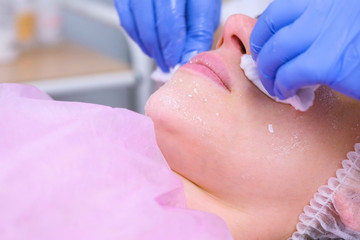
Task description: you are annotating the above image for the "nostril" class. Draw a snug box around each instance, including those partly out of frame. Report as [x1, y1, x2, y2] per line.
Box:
[231, 35, 246, 54]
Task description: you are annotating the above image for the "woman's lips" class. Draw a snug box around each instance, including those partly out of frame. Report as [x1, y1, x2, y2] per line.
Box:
[182, 53, 232, 92]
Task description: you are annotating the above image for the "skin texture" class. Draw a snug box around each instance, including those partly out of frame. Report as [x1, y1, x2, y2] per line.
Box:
[145, 14, 360, 240]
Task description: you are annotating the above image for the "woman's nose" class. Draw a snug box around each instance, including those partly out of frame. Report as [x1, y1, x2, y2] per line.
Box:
[216, 14, 257, 55]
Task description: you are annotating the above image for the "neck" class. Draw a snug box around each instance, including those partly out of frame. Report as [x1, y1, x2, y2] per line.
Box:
[173, 172, 242, 238]
[174, 171, 296, 239]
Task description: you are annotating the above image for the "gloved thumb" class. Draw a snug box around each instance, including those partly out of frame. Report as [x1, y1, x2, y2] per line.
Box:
[180, 0, 221, 64]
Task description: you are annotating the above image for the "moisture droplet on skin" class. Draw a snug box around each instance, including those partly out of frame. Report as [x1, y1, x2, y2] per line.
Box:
[194, 88, 198, 95]
[268, 124, 274, 133]
[188, 94, 193, 98]
[216, 113, 220, 117]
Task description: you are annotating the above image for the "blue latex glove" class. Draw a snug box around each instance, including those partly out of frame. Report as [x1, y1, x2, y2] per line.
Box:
[250, 0, 360, 100]
[114, 0, 221, 72]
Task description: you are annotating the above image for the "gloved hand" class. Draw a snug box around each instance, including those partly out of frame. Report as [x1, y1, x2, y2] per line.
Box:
[250, 0, 360, 100]
[115, 0, 221, 72]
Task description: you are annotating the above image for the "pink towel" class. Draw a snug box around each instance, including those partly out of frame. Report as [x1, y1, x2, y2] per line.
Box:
[0, 84, 232, 240]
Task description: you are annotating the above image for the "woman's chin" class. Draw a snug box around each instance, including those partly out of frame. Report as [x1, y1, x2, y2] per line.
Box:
[145, 85, 211, 184]
[145, 88, 186, 164]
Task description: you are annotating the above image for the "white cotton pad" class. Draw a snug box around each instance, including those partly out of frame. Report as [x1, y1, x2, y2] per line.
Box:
[151, 65, 181, 83]
[240, 55, 319, 112]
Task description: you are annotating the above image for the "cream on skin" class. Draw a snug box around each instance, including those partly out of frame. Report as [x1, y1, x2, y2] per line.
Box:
[145, 14, 360, 240]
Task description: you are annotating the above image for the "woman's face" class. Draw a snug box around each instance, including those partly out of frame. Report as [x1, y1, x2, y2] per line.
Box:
[145, 14, 359, 239]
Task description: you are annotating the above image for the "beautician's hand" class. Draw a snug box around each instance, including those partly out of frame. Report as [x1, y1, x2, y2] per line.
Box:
[250, 0, 360, 100]
[114, 0, 221, 72]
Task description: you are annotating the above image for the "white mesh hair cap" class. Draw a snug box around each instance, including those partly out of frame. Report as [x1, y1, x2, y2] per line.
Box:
[290, 143, 360, 240]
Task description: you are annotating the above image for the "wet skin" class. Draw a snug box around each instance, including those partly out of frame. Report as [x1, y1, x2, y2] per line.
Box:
[146, 14, 360, 240]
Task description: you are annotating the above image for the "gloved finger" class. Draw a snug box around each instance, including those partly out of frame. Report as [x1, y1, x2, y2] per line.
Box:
[250, 0, 309, 61]
[154, 0, 186, 68]
[274, 51, 327, 100]
[131, 0, 169, 72]
[331, 32, 360, 100]
[319, 4, 360, 90]
[273, 0, 360, 100]
[180, 0, 222, 64]
[114, 0, 149, 56]
[256, 2, 332, 97]
[275, 26, 360, 100]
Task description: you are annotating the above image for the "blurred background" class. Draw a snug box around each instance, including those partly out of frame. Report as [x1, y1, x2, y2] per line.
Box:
[0, 0, 269, 113]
